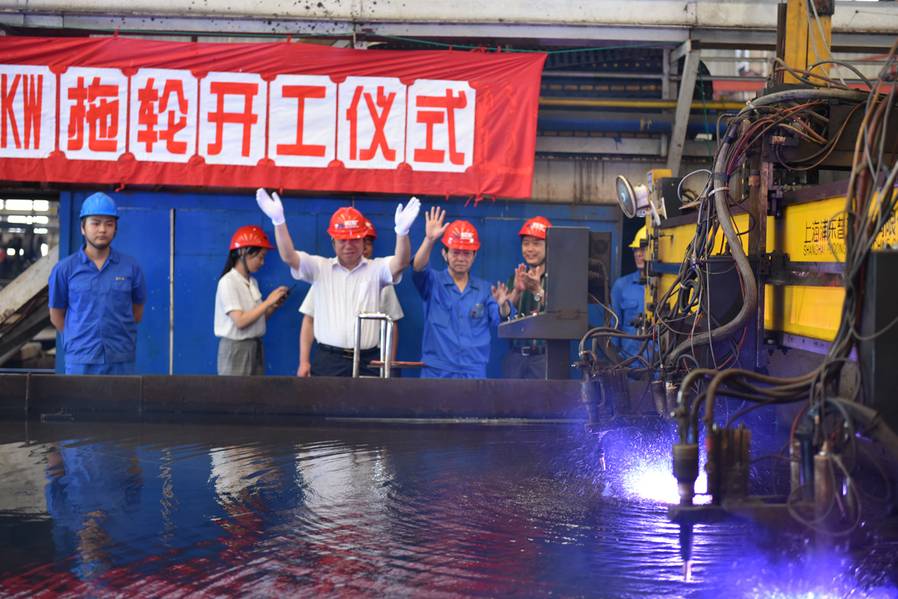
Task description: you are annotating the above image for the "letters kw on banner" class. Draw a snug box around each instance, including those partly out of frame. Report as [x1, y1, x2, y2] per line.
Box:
[0, 65, 55, 159]
[0, 65, 476, 172]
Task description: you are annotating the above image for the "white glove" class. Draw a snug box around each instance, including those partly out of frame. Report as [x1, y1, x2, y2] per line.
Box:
[394, 196, 421, 236]
[256, 188, 285, 226]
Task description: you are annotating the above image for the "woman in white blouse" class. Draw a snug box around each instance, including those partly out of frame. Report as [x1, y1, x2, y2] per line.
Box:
[214, 226, 288, 375]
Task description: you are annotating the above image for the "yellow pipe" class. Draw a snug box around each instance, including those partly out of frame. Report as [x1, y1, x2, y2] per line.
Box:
[539, 97, 745, 111]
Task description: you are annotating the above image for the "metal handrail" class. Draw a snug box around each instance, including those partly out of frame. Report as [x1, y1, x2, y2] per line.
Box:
[352, 312, 395, 378]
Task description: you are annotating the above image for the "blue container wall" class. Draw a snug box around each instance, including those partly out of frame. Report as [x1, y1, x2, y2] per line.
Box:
[58, 191, 623, 377]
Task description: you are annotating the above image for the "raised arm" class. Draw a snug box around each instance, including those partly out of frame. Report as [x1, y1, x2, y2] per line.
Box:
[389, 197, 420, 280]
[256, 188, 300, 271]
[413, 206, 450, 272]
[273, 224, 299, 271]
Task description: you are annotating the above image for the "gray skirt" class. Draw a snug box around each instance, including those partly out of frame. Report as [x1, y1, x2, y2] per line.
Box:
[217, 337, 264, 376]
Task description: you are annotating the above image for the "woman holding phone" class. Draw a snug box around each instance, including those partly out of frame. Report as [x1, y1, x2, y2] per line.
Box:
[214, 226, 289, 375]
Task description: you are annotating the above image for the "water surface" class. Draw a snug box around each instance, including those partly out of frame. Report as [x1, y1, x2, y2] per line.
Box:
[0, 420, 895, 597]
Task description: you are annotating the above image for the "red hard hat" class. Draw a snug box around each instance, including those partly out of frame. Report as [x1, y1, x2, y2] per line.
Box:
[328, 207, 368, 240]
[519, 216, 552, 239]
[364, 220, 377, 240]
[230, 225, 273, 251]
[442, 220, 481, 251]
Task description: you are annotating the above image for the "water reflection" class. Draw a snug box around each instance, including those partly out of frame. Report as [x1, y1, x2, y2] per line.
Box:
[0, 421, 894, 597]
[0, 440, 48, 515]
[45, 440, 146, 579]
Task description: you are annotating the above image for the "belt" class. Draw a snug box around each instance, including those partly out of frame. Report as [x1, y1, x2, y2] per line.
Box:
[517, 345, 546, 357]
[317, 343, 379, 356]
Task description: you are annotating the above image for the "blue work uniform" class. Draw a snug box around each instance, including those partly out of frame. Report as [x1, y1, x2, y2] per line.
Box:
[610, 270, 645, 359]
[48, 247, 147, 374]
[413, 268, 502, 378]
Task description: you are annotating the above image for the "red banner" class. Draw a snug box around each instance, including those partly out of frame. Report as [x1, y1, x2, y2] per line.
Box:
[0, 37, 545, 199]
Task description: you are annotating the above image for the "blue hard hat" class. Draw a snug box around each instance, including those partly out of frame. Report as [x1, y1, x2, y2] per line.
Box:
[79, 193, 119, 219]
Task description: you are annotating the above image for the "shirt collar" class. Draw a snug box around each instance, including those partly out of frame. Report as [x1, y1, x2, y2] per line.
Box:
[227, 268, 253, 287]
[440, 268, 480, 290]
[330, 256, 369, 273]
[78, 246, 119, 265]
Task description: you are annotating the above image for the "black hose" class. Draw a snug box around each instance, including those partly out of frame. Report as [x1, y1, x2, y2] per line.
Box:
[664, 119, 759, 370]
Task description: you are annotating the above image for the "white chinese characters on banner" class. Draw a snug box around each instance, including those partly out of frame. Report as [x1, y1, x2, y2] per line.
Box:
[198, 72, 267, 166]
[59, 67, 128, 161]
[269, 75, 336, 169]
[0, 65, 55, 159]
[407, 80, 475, 173]
[337, 77, 407, 170]
[129, 69, 198, 164]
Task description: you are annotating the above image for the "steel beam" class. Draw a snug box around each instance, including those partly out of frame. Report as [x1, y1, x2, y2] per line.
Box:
[536, 136, 712, 158]
[0, 373, 588, 421]
[666, 46, 700, 175]
[662, 48, 672, 100]
[669, 39, 693, 65]
[538, 137, 664, 156]
[539, 98, 744, 111]
[2, 0, 892, 30]
[0, 303, 49, 366]
[0, 2, 895, 49]
[0, 249, 56, 327]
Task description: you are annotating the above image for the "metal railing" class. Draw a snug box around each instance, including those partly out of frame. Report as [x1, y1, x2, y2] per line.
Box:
[352, 312, 395, 378]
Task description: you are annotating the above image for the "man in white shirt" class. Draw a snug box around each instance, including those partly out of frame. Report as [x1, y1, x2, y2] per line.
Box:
[297, 219, 404, 376]
[256, 189, 419, 376]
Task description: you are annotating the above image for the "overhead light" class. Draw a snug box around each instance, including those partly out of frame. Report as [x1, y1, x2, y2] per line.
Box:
[6, 215, 48, 225]
[5, 199, 33, 211]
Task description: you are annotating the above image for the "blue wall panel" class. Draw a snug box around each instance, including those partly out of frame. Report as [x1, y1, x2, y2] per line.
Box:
[58, 191, 622, 377]
[115, 207, 171, 374]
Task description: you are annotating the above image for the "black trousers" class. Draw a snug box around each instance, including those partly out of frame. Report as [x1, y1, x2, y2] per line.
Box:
[502, 351, 547, 379]
[310, 343, 380, 377]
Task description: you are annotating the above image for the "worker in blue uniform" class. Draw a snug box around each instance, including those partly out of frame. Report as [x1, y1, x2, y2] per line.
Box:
[610, 225, 647, 359]
[412, 206, 512, 378]
[48, 193, 147, 374]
